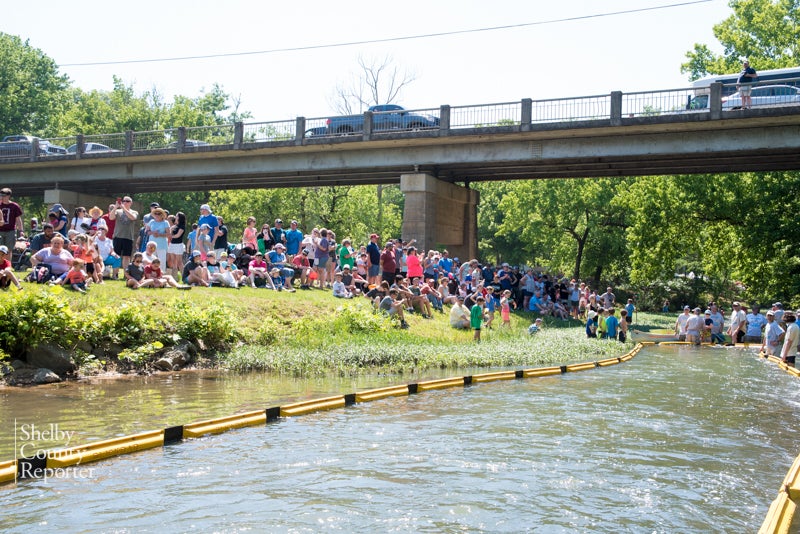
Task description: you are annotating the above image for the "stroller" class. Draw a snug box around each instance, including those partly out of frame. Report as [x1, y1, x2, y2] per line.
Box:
[12, 237, 32, 272]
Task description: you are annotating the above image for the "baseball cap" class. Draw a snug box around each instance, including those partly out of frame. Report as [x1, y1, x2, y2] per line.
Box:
[274, 243, 285, 249]
[683, 305, 690, 310]
[370, 233, 379, 239]
[275, 218, 282, 224]
[587, 310, 597, 320]
[191, 250, 201, 258]
[0, 245, 8, 254]
[150, 202, 160, 208]
[766, 310, 775, 316]
[200, 223, 211, 230]
[342, 264, 351, 270]
[200, 204, 211, 212]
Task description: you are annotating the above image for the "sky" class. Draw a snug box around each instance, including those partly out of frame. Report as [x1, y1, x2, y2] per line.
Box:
[2, 0, 734, 124]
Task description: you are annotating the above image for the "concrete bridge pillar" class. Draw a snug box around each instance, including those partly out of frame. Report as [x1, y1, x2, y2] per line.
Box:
[400, 173, 479, 262]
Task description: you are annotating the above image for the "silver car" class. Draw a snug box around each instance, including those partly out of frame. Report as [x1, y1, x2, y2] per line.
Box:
[66, 142, 119, 154]
[722, 84, 800, 109]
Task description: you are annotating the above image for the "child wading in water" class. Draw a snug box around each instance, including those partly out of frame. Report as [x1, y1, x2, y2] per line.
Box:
[500, 289, 513, 327]
[471, 295, 486, 342]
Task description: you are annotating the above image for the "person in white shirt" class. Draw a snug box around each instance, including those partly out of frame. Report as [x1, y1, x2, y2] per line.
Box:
[780, 312, 798, 366]
[728, 301, 746, 344]
[761, 310, 785, 356]
[675, 306, 691, 341]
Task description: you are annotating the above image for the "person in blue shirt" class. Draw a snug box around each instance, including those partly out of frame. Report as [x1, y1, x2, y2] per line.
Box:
[585, 310, 598, 338]
[437, 250, 453, 275]
[284, 220, 303, 257]
[197, 204, 219, 249]
[604, 308, 620, 340]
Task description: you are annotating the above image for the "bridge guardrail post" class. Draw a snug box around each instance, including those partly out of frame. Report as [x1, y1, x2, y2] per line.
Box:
[295, 117, 306, 145]
[710, 82, 722, 120]
[31, 139, 39, 162]
[610, 91, 622, 126]
[125, 131, 133, 155]
[439, 105, 450, 136]
[363, 112, 373, 141]
[177, 127, 186, 153]
[233, 122, 243, 149]
[521, 99, 532, 132]
[75, 134, 84, 159]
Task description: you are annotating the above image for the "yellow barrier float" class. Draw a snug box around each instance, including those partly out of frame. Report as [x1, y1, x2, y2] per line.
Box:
[471, 370, 518, 383]
[596, 357, 621, 367]
[416, 377, 466, 392]
[0, 459, 16, 484]
[281, 395, 346, 417]
[47, 430, 165, 468]
[782, 455, 800, 501]
[566, 362, 596, 372]
[523, 366, 562, 378]
[355, 384, 409, 403]
[759, 491, 796, 534]
[182, 411, 266, 439]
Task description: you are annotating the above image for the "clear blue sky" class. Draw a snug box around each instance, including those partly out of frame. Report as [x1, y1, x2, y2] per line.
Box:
[2, 0, 733, 123]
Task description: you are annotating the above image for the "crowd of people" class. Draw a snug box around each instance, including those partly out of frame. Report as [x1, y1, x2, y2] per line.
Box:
[2, 188, 798, 356]
[669, 301, 799, 365]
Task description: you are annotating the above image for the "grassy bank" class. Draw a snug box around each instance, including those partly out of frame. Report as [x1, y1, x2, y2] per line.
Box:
[0, 282, 661, 378]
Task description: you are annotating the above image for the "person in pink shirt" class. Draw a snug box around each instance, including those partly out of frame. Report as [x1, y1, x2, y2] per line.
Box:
[248, 252, 269, 287]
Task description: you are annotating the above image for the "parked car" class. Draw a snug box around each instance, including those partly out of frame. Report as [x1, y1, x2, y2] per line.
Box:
[325, 105, 440, 134]
[166, 139, 210, 148]
[66, 142, 119, 154]
[722, 84, 800, 109]
[0, 135, 47, 157]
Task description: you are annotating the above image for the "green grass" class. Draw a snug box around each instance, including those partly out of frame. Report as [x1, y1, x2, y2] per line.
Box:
[1, 281, 663, 377]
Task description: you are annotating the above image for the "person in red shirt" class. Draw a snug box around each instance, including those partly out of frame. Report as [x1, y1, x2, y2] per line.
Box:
[380, 241, 397, 285]
[144, 258, 180, 288]
[248, 252, 269, 288]
[0, 245, 22, 290]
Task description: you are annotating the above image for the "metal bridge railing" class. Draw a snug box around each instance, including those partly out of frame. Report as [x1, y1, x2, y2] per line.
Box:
[622, 88, 698, 117]
[450, 101, 522, 129]
[4, 82, 800, 164]
[531, 94, 612, 123]
[241, 120, 294, 143]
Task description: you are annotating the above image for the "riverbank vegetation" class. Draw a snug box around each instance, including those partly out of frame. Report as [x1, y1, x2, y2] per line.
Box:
[0, 284, 655, 380]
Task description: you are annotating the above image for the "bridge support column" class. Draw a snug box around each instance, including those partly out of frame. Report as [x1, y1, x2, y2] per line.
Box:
[400, 173, 479, 262]
[44, 189, 120, 218]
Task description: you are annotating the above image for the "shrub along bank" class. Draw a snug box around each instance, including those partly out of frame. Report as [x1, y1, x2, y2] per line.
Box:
[0, 283, 645, 383]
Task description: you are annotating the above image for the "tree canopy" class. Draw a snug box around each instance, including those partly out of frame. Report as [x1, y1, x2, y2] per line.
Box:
[682, 0, 800, 79]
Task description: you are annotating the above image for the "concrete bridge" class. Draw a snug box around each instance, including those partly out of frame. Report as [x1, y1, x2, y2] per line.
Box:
[2, 83, 800, 260]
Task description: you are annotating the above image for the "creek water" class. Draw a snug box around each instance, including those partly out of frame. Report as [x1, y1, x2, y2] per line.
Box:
[1, 345, 799, 532]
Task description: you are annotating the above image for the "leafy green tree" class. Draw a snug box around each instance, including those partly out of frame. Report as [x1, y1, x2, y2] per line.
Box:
[0, 33, 70, 136]
[682, 0, 800, 79]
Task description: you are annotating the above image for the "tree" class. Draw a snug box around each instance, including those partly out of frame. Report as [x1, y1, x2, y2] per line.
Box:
[0, 33, 70, 136]
[329, 55, 417, 115]
[681, 0, 800, 79]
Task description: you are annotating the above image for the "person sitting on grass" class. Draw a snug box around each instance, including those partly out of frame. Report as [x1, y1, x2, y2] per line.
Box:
[471, 295, 486, 342]
[379, 288, 409, 329]
[125, 252, 155, 289]
[366, 281, 390, 309]
[291, 248, 312, 289]
[144, 258, 182, 288]
[398, 276, 433, 318]
[58, 258, 89, 293]
[422, 278, 444, 312]
[267, 268, 283, 291]
[332, 272, 353, 298]
[219, 252, 245, 288]
[0, 245, 23, 290]
[248, 252, 269, 288]
[267, 243, 296, 291]
[183, 250, 210, 287]
[340, 264, 366, 295]
[449, 295, 471, 329]
[528, 317, 543, 335]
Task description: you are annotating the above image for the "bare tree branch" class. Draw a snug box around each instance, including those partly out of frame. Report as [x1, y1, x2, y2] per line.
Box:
[329, 55, 417, 115]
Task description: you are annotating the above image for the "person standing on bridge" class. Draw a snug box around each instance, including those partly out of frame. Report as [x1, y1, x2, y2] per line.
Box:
[0, 187, 23, 250]
[737, 60, 758, 109]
